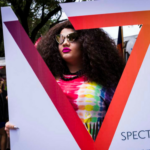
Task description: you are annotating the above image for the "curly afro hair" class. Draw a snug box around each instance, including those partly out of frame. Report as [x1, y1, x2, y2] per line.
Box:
[37, 20, 125, 88]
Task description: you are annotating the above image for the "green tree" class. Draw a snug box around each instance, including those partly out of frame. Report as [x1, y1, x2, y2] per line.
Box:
[0, 1, 9, 56]
[0, 0, 75, 56]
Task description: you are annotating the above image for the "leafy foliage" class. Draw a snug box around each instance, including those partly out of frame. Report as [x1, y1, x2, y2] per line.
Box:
[0, 0, 75, 56]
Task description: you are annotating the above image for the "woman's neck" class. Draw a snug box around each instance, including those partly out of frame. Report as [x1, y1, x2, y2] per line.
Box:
[66, 63, 82, 73]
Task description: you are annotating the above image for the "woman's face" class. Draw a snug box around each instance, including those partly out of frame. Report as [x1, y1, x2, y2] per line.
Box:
[58, 28, 82, 65]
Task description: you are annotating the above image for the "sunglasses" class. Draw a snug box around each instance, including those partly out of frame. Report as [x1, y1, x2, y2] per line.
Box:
[55, 32, 78, 44]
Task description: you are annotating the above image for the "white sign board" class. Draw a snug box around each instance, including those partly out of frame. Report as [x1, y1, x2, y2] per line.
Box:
[1, 0, 150, 149]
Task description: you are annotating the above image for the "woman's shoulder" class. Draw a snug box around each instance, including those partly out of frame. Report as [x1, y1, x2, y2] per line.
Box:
[100, 86, 116, 107]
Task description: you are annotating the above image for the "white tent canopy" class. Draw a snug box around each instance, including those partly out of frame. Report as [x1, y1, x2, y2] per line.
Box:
[0, 57, 5, 66]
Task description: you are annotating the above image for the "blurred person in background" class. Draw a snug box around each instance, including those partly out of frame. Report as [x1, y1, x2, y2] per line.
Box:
[0, 75, 8, 150]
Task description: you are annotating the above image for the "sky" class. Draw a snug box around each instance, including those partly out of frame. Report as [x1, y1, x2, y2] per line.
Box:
[102, 25, 141, 39]
[60, 12, 141, 40]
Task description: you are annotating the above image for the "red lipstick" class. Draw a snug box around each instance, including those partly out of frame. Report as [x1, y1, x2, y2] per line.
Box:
[62, 47, 71, 53]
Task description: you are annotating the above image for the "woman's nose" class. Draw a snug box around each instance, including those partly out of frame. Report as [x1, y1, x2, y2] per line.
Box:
[62, 38, 70, 46]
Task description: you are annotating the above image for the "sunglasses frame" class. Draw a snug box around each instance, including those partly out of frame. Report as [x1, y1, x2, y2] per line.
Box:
[55, 32, 78, 45]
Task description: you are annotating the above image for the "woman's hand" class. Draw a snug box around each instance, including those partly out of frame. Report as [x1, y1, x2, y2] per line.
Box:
[5, 122, 18, 137]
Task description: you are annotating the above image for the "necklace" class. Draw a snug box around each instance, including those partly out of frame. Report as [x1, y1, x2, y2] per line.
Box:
[61, 70, 84, 81]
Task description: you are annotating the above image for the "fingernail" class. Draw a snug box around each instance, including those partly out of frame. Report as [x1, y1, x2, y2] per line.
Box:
[14, 126, 19, 129]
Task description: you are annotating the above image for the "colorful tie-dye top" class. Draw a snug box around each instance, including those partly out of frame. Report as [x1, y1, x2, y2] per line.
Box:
[57, 75, 114, 140]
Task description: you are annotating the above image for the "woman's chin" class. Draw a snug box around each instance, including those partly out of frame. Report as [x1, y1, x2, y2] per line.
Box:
[62, 54, 73, 61]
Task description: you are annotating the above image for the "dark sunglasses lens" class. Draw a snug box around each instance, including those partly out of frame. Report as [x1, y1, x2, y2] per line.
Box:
[68, 33, 78, 42]
[56, 35, 64, 44]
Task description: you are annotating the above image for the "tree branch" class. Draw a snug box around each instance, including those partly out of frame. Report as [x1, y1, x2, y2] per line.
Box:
[49, 10, 63, 28]
[31, 5, 61, 42]
[7, 0, 23, 17]
[49, 19, 67, 29]
[30, 0, 76, 42]
[24, 0, 32, 16]
[8, 0, 32, 34]
[20, 0, 32, 34]
[41, 2, 45, 21]
[62, 0, 76, 3]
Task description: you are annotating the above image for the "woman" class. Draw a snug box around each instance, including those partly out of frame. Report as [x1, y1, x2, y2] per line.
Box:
[5, 20, 125, 141]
